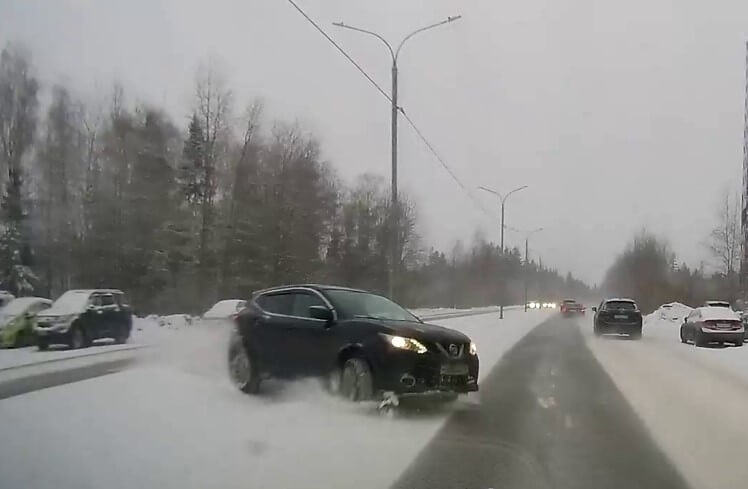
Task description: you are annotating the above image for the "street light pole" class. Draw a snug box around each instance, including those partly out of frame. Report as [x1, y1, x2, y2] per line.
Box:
[478, 185, 528, 319]
[522, 227, 544, 312]
[333, 16, 461, 299]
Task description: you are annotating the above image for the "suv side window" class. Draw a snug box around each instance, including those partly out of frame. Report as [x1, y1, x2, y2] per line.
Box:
[89, 294, 102, 308]
[256, 293, 293, 316]
[100, 294, 116, 307]
[291, 291, 325, 319]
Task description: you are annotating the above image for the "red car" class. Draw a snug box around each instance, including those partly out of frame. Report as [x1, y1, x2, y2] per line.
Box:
[560, 299, 585, 315]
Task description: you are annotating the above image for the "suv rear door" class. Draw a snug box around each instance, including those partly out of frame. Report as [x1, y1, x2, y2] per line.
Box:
[286, 290, 335, 376]
[98, 293, 120, 338]
[254, 291, 297, 377]
[113, 292, 132, 336]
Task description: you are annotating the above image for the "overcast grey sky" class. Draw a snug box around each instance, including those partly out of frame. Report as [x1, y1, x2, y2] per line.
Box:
[2, 0, 748, 284]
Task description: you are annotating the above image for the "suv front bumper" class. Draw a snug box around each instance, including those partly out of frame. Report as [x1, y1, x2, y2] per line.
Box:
[33, 324, 73, 343]
[371, 350, 479, 395]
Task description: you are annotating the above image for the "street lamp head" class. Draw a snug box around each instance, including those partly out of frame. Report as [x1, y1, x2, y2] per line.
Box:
[446, 15, 463, 23]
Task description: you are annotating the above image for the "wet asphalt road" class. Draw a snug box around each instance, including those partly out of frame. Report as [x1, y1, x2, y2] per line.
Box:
[0, 358, 133, 400]
[392, 316, 691, 489]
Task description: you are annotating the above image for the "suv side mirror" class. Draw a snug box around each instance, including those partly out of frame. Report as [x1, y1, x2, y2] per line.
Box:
[591, 307, 597, 312]
[309, 305, 333, 322]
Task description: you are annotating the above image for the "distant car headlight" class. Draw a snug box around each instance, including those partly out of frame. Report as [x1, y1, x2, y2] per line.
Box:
[469, 341, 477, 356]
[381, 334, 427, 354]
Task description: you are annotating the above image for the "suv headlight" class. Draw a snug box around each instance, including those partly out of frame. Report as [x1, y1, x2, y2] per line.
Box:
[381, 334, 427, 354]
[469, 341, 477, 356]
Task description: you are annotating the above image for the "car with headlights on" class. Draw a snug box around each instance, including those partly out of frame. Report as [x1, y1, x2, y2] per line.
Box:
[33, 289, 132, 350]
[228, 285, 479, 404]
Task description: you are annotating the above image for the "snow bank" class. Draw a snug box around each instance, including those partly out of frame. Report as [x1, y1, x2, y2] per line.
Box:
[646, 302, 692, 326]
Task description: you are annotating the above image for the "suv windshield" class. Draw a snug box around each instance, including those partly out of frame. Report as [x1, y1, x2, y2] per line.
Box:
[47, 291, 91, 314]
[325, 290, 418, 322]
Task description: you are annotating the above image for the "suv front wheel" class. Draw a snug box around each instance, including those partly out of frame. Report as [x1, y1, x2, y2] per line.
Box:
[340, 357, 374, 402]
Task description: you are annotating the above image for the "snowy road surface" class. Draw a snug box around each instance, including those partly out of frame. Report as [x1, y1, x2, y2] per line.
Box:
[0, 310, 550, 489]
[2, 310, 748, 488]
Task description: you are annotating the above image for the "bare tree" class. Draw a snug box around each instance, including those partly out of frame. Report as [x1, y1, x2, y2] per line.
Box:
[193, 60, 233, 299]
[708, 192, 742, 299]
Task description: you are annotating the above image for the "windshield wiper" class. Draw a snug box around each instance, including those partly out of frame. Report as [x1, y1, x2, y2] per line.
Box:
[354, 315, 415, 322]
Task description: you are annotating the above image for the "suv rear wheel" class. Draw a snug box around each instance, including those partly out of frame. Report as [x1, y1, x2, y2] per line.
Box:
[228, 345, 260, 394]
[114, 329, 129, 344]
[340, 357, 374, 402]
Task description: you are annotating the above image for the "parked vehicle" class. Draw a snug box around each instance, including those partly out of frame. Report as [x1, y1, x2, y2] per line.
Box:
[0, 290, 15, 308]
[228, 284, 479, 404]
[702, 300, 732, 309]
[680, 306, 744, 347]
[561, 299, 585, 315]
[33, 289, 132, 350]
[202, 299, 246, 324]
[0, 297, 52, 348]
[593, 298, 643, 338]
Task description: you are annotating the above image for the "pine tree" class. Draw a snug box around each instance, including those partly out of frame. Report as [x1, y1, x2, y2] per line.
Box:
[0, 166, 36, 295]
[179, 113, 205, 204]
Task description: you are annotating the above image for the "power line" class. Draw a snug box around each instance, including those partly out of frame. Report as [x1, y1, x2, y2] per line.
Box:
[284, 0, 492, 217]
[398, 107, 493, 217]
[284, 0, 392, 104]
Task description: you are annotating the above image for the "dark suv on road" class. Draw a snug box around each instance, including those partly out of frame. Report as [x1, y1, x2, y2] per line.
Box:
[33, 289, 133, 350]
[228, 285, 479, 402]
[592, 298, 643, 339]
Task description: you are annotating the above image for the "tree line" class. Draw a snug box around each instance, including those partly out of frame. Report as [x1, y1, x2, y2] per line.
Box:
[0, 42, 589, 314]
[603, 192, 743, 313]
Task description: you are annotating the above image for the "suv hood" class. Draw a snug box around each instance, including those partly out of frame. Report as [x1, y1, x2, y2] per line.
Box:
[37, 307, 81, 318]
[375, 319, 470, 343]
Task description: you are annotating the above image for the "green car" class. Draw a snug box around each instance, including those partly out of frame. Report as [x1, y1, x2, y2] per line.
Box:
[0, 297, 53, 348]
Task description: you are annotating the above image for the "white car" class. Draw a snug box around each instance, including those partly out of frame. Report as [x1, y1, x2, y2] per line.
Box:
[703, 300, 732, 309]
[202, 299, 246, 324]
[680, 306, 744, 346]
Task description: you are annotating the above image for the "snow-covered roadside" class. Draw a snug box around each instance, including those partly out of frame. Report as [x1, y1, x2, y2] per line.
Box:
[0, 306, 515, 373]
[0, 309, 552, 489]
[642, 306, 748, 386]
[579, 314, 748, 489]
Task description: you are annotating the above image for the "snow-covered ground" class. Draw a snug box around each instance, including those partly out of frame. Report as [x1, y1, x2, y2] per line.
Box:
[0, 309, 553, 489]
[0, 307, 509, 373]
[579, 311, 748, 489]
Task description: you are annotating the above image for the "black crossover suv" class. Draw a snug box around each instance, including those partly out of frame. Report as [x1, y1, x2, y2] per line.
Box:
[33, 289, 133, 349]
[228, 285, 479, 402]
[592, 298, 643, 339]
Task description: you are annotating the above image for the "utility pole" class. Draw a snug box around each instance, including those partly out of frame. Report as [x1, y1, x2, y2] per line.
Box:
[333, 16, 462, 300]
[478, 185, 528, 318]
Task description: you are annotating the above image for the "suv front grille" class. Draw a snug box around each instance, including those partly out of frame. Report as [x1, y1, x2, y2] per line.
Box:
[434, 342, 467, 359]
